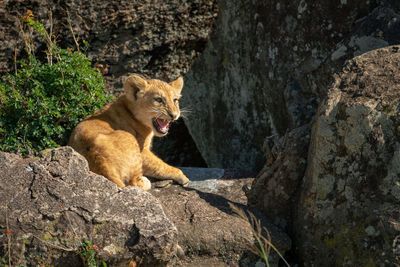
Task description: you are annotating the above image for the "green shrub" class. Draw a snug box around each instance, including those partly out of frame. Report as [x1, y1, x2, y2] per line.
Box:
[0, 12, 112, 155]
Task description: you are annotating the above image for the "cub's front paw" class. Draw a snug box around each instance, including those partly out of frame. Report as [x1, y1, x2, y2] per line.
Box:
[175, 171, 189, 187]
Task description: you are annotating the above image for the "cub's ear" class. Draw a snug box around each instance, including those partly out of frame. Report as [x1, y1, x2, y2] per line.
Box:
[124, 74, 148, 99]
[169, 76, 184, 93]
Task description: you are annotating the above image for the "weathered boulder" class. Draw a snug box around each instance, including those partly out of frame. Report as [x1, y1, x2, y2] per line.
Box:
[151, 167, 291, 266]
[295, 46, 400, 265]
[0, 147, 177, 266]
[246, 1, 400, 216]
[183, 1, 400, 169]
[0, 148, 291, 266]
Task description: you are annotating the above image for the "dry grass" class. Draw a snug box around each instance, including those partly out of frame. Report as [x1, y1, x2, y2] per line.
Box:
[229, 203, 290, 267]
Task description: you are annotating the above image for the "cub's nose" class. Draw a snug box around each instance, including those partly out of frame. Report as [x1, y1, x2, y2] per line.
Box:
[168, 111, 179, 121]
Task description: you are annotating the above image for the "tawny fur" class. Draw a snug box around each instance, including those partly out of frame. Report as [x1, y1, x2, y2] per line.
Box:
[68, 74, 189, 190]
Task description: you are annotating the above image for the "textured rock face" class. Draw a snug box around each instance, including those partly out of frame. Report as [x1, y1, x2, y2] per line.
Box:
[246, 124, 311, 230]
[183, 1, 400, 169]
[0, 0, 218, 90]
[0, 147, 177, 266]
[150, 168, 291, 266]
[295, 46, 400, 266]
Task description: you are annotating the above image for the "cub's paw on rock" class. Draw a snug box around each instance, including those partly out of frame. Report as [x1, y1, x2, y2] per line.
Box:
[174, 171, 190, 187]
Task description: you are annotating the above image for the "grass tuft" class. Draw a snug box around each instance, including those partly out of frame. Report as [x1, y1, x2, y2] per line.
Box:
[229, 203, 290, 267]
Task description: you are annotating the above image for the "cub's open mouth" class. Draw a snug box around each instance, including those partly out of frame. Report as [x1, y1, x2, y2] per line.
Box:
[152, 118, 170, 134]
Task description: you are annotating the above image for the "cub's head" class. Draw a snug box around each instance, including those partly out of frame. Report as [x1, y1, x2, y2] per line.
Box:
[123, 74, 183, 137]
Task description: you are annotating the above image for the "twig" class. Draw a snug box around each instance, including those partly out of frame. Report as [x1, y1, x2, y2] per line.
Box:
[47, 10, 54, 65]
[64, 210, 77, 237]
[66, 10, 80, 52]
[49, 10, 53, 43]
[14, 48, 18, 75]
[17, 16, 33, 57]
[32, 234, 77, 252]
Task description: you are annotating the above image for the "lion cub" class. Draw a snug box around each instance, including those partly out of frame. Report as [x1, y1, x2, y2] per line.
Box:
[68, 74, 189, 190]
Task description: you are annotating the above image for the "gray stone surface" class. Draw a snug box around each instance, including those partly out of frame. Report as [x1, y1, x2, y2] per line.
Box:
[150, 169, 291, 266]
[0, 147, 178, 266]
[0, 149, 289, 266]
[295, 46, 400, 266]
[180, 167, 225, 181]
[183, 1, 400, 170]
[179, 167, 227, 193]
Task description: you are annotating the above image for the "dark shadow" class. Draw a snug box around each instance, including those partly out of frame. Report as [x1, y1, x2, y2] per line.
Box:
[179, 183, 293, 266]
[152, 118, 207, 167]
[181, 182, 281, 233]
[125, 225, 139, 248]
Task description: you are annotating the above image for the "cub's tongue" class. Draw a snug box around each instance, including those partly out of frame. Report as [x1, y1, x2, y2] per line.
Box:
[157, 118, 169, 131]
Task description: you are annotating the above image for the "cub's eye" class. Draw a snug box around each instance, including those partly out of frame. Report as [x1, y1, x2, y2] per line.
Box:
[174, 99, 179, 104]
[154, 97, 164, 103]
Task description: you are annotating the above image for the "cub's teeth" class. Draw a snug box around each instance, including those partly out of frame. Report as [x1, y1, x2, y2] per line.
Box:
[153, 118, 170, 134]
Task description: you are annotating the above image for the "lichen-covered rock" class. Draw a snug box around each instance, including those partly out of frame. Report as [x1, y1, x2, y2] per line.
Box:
[295, 46, 400, 266]
[0, 147, 177, 266]
[183, 1, 400, 169]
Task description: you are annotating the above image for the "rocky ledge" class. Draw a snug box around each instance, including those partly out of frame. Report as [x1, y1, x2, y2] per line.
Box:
[0, 147, 290, 266]
[152, 167, 291, 266]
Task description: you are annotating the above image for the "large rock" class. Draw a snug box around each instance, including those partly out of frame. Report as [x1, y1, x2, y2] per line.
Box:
[151, 167, 291, 266]
[295, 46, 400, 265]
[0, 147, 177, 266]
[183, 1, 400, 169]
[244, 4, 400, 264]
[0, 148, 291, 266]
